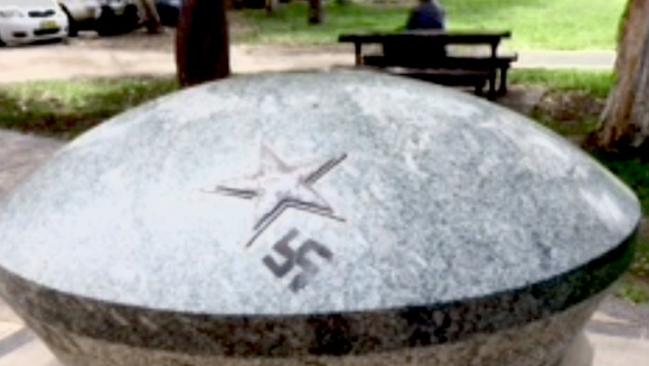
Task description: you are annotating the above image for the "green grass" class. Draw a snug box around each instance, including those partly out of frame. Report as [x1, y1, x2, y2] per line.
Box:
[534, 116, 601, 138]
[231, 3, 409, 45]
[617, 277, 649, 305]
[510, 69, 615, 99]
[232, 0, 626, 50]
[0, 77, 178, 139]
[0, 70, 615, 140]
[509, 69, 613, 137]
[596, 156, 649, 214]
[631, 235, 649, 280]
[599, 156, 649, 287]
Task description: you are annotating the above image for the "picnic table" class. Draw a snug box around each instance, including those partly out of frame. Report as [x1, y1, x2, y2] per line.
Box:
[339, 30, 517, 99]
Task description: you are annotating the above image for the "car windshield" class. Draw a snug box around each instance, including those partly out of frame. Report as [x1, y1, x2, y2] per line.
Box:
[0, 0, 55, 7]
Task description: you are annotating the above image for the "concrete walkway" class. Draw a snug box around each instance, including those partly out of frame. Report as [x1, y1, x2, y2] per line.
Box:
[517, 50, 616, 70]
[0, 129, 647, 365]
[0, 131, 61, 198]
[0, 32, 616, 84]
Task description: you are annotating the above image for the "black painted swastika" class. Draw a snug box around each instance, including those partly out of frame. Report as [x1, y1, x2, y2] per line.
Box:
[262, 229, 333, 292]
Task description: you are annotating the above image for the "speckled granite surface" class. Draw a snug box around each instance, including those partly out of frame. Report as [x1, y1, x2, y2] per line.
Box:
[0, 71, 641, 363]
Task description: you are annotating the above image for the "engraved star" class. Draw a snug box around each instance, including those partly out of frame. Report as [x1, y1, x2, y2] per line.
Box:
[205, 146, 347, 247]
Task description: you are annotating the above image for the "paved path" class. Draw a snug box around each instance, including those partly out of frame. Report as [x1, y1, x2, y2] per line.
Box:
[0, 41, 354, 84]
[0, 129, 647, 365]
[0, 32, 616, 84]
[517, 50, 616, 70]
[0, 131, 61, 198]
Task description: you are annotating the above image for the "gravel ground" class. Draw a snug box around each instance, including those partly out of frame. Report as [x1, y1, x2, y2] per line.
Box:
[0, 30, 353, 83]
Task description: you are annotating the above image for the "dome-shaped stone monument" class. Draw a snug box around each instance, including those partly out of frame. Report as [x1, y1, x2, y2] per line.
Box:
[0, 71, 641, 366]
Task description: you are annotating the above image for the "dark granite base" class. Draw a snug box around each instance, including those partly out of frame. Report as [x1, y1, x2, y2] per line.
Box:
[35, 294, 604, 366]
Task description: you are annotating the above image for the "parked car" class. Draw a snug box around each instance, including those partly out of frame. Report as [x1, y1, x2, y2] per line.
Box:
[96, 0, 140, 35]
[155, 0, 180, 27]
[0, 0, 69, 46]
[58, 0, 101, 36]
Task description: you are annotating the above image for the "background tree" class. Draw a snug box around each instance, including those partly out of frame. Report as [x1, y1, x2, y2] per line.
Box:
[308, 0, 323, 24]
[266, 0, 280, 14]
[176, 0, 231, 87]
[591, 0, 649, 154]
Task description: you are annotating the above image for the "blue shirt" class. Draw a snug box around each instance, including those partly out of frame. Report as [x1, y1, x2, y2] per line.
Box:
[406, 2, 446, 30]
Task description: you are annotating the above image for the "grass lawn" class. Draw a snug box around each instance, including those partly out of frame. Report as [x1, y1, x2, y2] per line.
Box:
[0, 70, 616, 138]
[232, 0, 626, 50]
[0, 77, 177, 139]
[509, 69, 614, 137]
[509, 69, 615, 99]
[0, 68, 648, 302]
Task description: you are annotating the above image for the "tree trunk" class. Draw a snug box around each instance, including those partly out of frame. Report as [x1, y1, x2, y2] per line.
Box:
[266, 0, 279, 14]
[176, 0, 231, 87]
[591, 0, 649, 153]
[308, 0, 323, 25]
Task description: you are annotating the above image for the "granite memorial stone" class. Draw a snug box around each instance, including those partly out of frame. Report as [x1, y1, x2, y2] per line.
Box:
[0, 71, 641, 366]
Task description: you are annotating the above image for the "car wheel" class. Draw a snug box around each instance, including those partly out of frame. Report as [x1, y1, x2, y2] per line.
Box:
[60, 6, 78, 37]
[0, 35, 5, 47]
[120, 4, 142, 34]
[96, 6, 119, 36]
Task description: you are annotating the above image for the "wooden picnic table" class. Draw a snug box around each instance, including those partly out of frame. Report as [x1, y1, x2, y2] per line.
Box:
[338, 30, 516, 99]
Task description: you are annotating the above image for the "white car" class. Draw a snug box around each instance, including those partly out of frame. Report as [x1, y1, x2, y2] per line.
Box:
[0, 0, 68, 46]
[58, 0, 101, 36]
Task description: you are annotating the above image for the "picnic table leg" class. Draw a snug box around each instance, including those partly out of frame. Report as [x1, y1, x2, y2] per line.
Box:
[354, 42, 362, 66]
[474, 80, 485, 96]
[490, 42, 498, 58]
[487, 70, 497, 100]
[488, 41, 500, 99]
[498, 66, 510, 96]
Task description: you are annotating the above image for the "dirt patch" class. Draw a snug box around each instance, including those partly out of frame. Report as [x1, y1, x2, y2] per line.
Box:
[529, 90, 606, 140]
[496, 85, 546, 116]
[72, 29, 175, 52]
[536, 91, 606, 122]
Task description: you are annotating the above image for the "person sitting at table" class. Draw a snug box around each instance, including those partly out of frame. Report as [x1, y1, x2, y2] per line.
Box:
[381, 0, 446, 66]
[406, 0, 446, 31]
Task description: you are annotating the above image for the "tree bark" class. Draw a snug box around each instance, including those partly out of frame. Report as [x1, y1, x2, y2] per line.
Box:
[308, 0, 323, 25]
[176, 0, 231, 87]
[592, 0, 649, 153]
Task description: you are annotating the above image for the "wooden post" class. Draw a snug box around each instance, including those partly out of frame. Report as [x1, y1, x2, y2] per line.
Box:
[176, 0, 231, 87]
[354, 42, 362, 65]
